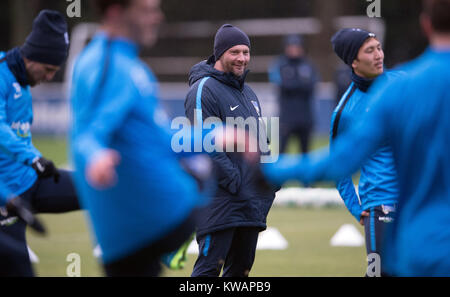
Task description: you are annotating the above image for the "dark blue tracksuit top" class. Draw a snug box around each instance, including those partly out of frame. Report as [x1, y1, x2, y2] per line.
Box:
[184, 56, 276, 237]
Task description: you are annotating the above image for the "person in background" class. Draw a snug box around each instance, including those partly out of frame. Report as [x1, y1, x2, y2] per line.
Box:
[329, 28, 399, 276]
[268, 34, 319, 153]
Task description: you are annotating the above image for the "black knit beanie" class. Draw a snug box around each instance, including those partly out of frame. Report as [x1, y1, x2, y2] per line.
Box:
[20, 10, 70, 66]
[214, 24, 251, 61]
[331, 28, 376, 66]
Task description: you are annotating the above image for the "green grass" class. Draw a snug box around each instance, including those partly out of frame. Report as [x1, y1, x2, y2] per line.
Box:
[28, 207, 367, 277]
[28, 135, 366, 277]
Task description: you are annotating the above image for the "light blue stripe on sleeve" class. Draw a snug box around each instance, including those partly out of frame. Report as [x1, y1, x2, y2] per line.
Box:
[195, 77, 210, 126]
[203, 234, 211, 257]
[370, 208, 376, 252]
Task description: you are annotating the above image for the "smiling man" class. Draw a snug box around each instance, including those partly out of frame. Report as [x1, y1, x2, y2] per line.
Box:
[184, 24, 276, 277]
[327, 28, 399, 276]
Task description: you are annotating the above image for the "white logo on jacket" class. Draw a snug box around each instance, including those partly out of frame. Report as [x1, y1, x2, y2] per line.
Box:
[11, 121, 31, 138]
[12, 82, 22, 100]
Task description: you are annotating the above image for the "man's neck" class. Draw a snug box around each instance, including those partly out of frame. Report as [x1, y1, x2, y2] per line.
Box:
[99, 23, 132, 41]
[430, 33, 450, 49]
[353, 70, 379, 80]
[214, 60, 224, 72]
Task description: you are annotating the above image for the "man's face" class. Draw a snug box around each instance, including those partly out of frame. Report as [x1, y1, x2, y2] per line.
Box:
[285, 44, 304, 59]
[125, 0, 164, 48]
[352, 37, 384, 78]
[24, 60, 60, 86]
[218, 45, 250, 77]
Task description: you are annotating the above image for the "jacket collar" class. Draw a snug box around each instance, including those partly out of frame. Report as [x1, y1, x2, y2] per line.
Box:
[189, 55, 249, 91]
[351, 71, 374, 93]
[5, 47, 29, 87]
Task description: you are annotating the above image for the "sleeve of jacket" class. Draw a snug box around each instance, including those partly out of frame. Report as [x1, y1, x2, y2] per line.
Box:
[0, 79, 41, 165]
[330, 109, 363, 222]
[185, 82, 242, 194]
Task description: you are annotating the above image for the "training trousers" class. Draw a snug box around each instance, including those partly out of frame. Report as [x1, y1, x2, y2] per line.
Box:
[103, 210, 198, 277]
[0, 169, 80, 276]
[363, 204, 396, 277]
[191, 226, 260, 277]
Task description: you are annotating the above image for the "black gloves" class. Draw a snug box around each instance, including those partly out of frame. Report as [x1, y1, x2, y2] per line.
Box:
[5, 196, 46, 235]
[32, 157, 60, 183]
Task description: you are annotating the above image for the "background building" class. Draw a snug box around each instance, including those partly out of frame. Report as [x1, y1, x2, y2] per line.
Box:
[0, 0, 428, 135]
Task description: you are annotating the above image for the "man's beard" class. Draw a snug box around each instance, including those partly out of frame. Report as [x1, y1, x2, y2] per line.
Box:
[25, 69, 37, 86]
[226, 63, 246, 77]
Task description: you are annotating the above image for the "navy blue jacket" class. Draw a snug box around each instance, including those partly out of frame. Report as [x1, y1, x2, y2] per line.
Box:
[185, 56, 276, 236]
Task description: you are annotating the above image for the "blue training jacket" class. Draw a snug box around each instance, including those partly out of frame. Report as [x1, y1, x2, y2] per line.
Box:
[263, 47, 450, 276]
[0, 52, 40, 196]
[330, 73, 398, 221]
[70, 33, 206, 263]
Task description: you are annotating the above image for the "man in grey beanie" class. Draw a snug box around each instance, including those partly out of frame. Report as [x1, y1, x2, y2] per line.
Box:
[185, 24, 277, 277]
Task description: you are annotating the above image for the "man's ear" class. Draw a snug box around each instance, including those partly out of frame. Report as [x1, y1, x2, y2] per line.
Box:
[104, 4, 126, 22]
[351, 59, 358, 70]
[420, 12, 433, 39]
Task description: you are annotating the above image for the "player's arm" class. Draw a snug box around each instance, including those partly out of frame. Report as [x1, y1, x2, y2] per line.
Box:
[336, 179, 365, 222]
[329, 111, 364, 222]
[0, 81, 59, 181]
[0, 83, 41, 165]
[262, 76, 394, 187]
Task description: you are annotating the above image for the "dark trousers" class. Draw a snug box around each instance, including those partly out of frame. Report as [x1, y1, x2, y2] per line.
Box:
[103, 210, 198, 277]
[363, 205, 396, 277]
[280, 124, 312, 154]
[0, 225, 33, 276]
[191, 227, 259, 277]
[0, 169, 80, 277]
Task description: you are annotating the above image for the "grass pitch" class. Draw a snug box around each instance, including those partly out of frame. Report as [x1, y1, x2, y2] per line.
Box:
[27, 136, 367, 277]
[28, 207, 367, 277]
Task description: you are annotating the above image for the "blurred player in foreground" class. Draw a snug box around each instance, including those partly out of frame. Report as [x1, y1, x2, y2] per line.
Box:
[329, 28, 399, 276]
[263, 0, 450, 276]
[70, 0, 255, 276]
[0, 10, 80, 276]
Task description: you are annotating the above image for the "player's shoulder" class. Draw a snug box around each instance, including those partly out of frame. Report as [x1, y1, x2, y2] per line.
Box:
[383, 69, 407, 80]
[371, 69, 407, 92]
[188, 75, 218, 97]
[0, 55, 13, 95]
[388, 49, 438, 81]
[242, 83, 258, 98]
[128, 61, 158, 97]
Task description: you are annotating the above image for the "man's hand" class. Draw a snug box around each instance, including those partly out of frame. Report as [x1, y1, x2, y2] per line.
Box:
[86, 149, 121, 189]
[6, 196, 46, 235]
[32, 157, 60, 183]
[359, 211, 370, 226]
